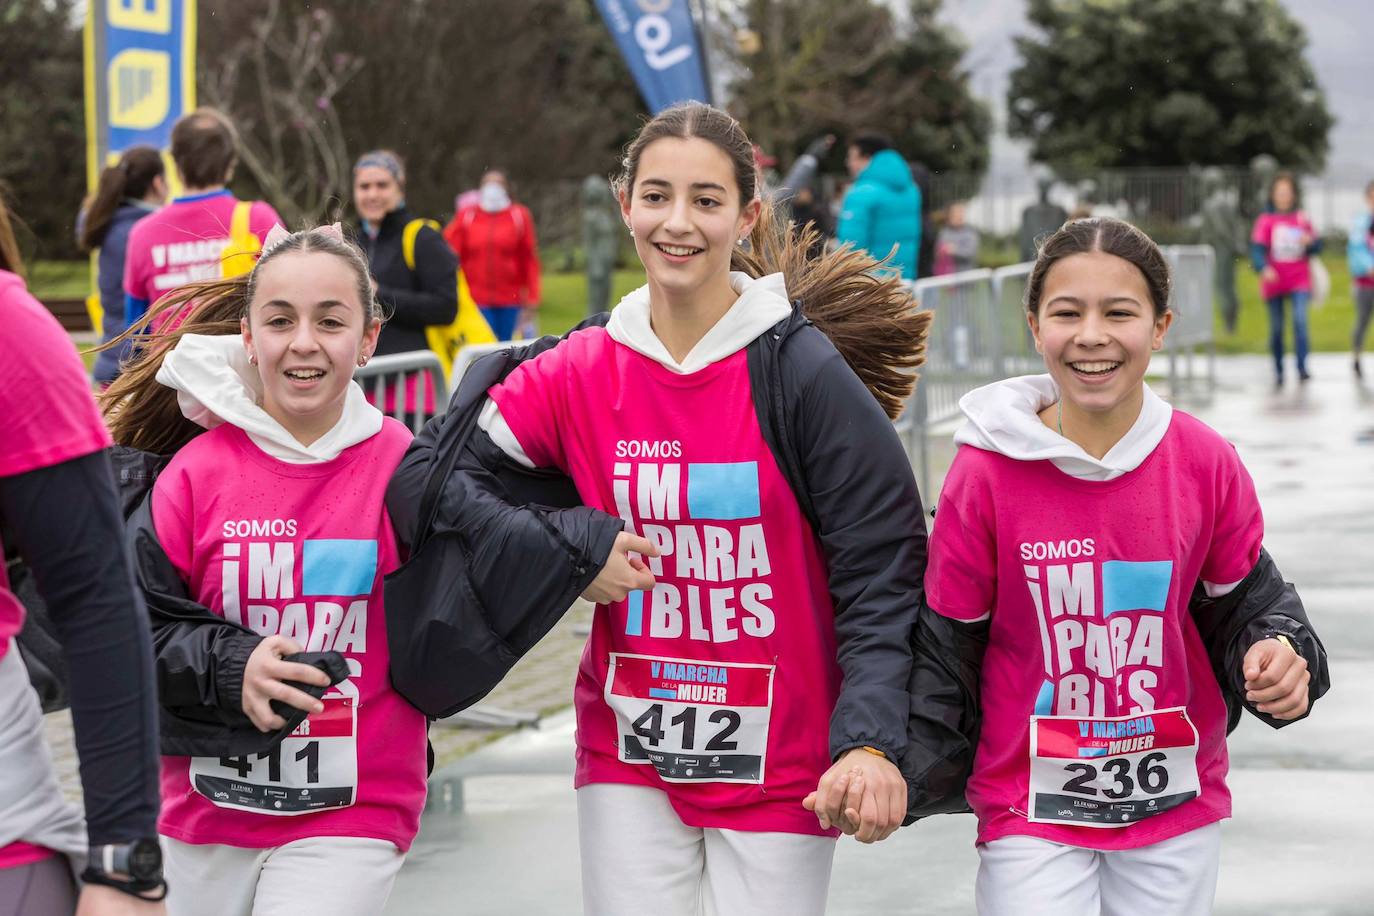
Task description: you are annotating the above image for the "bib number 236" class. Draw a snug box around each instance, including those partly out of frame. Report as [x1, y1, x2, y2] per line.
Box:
[1028, 706, 1201, 827]
[605, 653, 774, 784]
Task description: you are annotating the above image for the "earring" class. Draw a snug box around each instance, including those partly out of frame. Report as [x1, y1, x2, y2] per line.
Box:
[628, 226, 635, 237]
[247, 353, 257, 366]
[737, 238, 746, 246]
[357, 355, 369, 367]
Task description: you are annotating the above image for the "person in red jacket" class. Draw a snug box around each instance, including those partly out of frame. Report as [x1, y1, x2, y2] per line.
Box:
[442, 169, 541, 341]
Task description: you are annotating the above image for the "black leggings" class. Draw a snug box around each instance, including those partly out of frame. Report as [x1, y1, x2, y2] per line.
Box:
[0, 855, 77, 916]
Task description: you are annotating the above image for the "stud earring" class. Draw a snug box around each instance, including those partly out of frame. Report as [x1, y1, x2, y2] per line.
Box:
[628, 226, 635, 237]
[358, 355, 369, 367]
[247, 353, 257, 366]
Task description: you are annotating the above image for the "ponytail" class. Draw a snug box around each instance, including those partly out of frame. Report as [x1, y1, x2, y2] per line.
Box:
[732, 202, 931, 420]
[80, 146, 163, 252]
[0, 184, 22, 278]
[100, 276, 247, 454]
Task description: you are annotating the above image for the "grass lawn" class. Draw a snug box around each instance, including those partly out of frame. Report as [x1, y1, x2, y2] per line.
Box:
[31, 255, 1363, 355]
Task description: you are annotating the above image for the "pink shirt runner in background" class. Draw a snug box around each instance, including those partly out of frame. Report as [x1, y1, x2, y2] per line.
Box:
[926, 412, 1263, 851]
[151, 421, 427, 851]
[490, 327, 842, 837]
[123, 190, 280, 314]
[1252, 210, 1315, 298]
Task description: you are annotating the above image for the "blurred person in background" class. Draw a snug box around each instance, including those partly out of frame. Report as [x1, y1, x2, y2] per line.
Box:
[1250, 172, 1321, 385]
[934, 200, 979, 275]
[442, 168, 540, 341]
[581, 175, 620, 317]
[78, 146, 166, 386]
[836, 131, 920, 280]
[353, 149, 458, 421]
[1347, 180, 1374, 378]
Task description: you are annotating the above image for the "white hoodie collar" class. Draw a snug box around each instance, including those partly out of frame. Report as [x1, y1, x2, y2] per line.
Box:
[605, 272, 792, 374]
[156, 334, 383, 464]
[953, 374, 1172, 481]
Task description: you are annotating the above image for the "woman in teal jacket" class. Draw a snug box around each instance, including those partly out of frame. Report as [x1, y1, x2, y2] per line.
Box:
[837, 134, 922, 280]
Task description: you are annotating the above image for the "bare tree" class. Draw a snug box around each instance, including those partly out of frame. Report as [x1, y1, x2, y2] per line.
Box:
[200, 0, 363, 226]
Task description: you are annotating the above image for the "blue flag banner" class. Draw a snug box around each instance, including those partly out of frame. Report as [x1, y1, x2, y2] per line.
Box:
[594, 0, 711, 114]
[85, 0, 197, 189]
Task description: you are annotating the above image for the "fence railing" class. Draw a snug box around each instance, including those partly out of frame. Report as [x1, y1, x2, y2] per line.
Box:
[906, 245, 1217, 496]
[353, 351, 450, 434]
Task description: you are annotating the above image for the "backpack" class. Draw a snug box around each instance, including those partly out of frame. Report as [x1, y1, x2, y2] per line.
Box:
[220, 200, 262, 278]
[402, 218, 496, 376]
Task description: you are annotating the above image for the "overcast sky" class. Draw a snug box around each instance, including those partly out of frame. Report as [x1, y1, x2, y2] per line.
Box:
[938, 0, 1374, 177]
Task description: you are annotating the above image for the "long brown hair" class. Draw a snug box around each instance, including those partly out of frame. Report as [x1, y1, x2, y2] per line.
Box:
[0, 183, 24, 278]
[615, 102, 930, 419]
[100, 227, 380, 455]
[80, 146, 164, 251]
[1024, 217, 1172, 319]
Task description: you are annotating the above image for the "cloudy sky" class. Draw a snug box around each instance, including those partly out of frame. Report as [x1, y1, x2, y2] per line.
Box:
[938, 0, 1374, 177]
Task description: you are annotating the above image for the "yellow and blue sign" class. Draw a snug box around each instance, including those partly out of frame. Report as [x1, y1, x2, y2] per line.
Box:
[84, 0, 197, 190]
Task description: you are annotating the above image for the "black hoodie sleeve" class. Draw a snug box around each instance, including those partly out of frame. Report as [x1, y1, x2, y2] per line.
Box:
[788, 331, 925, 762]
[0, 450, 161, 845]
[376, 226, 459, 330]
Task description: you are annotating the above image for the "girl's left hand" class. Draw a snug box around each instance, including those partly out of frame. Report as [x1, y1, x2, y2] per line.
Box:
[802, 748, 906, 843]
[1243, 637, 1310, 719]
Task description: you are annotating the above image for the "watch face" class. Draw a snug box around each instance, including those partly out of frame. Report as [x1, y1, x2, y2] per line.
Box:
[127, 839, 163, 881]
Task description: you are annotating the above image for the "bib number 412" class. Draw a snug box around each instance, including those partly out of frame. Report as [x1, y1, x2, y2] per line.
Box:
[630, 704, 741, 752]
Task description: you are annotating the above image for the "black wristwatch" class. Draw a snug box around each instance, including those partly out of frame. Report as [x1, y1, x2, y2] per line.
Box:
[83, 838, 167, 899]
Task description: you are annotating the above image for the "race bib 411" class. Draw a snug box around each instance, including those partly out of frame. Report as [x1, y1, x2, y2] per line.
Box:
[605, 653, 774, 784]
[1028, 706, 1200, 828]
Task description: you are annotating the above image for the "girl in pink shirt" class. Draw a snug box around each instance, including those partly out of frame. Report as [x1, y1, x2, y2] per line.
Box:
[101, 226, 426, 916]
[924, 218, 1327, 915]
[1249, 172, 1322, 384]
[474, 102, 930, 915]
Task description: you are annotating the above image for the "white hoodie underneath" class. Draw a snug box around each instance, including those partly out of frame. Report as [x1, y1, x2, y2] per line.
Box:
[479, 272, 792, 467]
[953, 375, 1240, 597]
[156, 333, 383, 465]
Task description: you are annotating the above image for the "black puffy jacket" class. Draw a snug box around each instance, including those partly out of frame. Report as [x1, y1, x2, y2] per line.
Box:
[357, 207, 459, 358]
[116, 448, 348, 757]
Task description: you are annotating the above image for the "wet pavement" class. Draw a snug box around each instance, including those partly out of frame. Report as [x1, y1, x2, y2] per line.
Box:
[387, 353, 1374, 914]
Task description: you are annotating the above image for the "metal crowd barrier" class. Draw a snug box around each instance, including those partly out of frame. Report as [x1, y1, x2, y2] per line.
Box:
[904, 245, 1217, 497]
[352, 351, 450, 434]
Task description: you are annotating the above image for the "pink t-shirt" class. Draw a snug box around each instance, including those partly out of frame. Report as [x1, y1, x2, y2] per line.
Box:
[489, 328, 841, 837]
[1252, 210, 1314, 298]
[926, 412, 1262, 851]
[123, 191, 280, 309]
[151, 420, 427, 851]
[0, 270, 112, 662]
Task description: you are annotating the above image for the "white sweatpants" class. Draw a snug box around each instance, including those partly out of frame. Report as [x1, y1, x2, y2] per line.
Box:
[578, 783, 836, 916]
[975, 822, 1222, 916]
[162, 835, 405, 916]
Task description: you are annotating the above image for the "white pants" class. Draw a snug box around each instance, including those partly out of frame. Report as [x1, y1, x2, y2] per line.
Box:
[163, 835, 405, 916]
[578, 783, 836, 916]
[975, 822, 1222, 916]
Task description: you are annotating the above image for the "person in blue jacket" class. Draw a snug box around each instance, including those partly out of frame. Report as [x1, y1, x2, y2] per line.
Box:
[77, 146, 166, 386]
[837, 132, 921, 280]
[1348, 180, 1374, 378]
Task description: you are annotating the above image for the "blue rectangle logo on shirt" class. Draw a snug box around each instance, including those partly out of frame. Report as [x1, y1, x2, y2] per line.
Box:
[302, 539, 378, 597]
[686, 462, 760, 520]
[1102, 560, 1173, 615]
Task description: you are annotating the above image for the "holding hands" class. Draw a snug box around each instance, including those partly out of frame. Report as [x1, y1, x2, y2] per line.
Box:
[803, 747, 906, 843]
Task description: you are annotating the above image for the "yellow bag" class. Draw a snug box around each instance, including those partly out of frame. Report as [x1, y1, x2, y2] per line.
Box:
[402, 218, 495, 376]
[221, 200, 261, 278]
